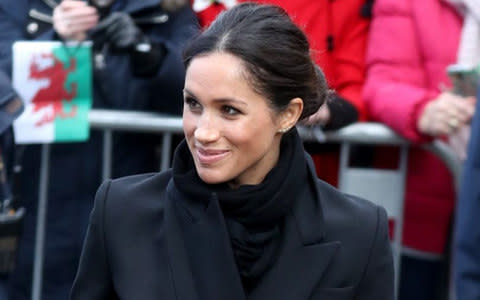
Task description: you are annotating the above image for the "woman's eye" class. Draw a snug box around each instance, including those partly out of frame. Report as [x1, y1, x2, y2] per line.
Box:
[185, 97, 201, 110]
[222, 105, 241, 116]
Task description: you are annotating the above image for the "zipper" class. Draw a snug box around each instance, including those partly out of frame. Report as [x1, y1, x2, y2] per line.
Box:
[29, 9, 53, 24]
[42, 0, 59, 9]
[134, 14, 169, 25]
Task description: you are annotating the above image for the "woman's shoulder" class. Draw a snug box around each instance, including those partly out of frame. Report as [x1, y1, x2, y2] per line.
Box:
[297, 179, 393, 298]
[313, 178, 388, 241]
[108, 170, 171, 194]
[96, 170, 173, 217]
[301, 155, 387, 240]
[316, 178, 383, 216]
[109, 170, 172, 189]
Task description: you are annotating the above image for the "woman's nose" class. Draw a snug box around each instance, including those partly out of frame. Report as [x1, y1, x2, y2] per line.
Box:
[194, 115, 220, 143]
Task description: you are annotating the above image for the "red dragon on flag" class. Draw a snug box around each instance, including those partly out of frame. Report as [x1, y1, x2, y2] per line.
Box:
[29, 53, 78, 126]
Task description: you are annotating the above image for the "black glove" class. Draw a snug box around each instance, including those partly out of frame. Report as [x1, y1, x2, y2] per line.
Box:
[130, 42, 167, 77]
[91, 12, 143, 51]
[323, 94, 358, 131]
[90, 12, 166, 76]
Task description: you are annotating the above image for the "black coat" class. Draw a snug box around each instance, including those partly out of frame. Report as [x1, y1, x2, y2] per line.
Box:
[71, 156, 394, 300]
[455, 88, 480, 299]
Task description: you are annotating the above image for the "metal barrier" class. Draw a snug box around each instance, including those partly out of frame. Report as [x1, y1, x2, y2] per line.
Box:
[31, 110, 462, 300]
[299, 124, 462, 189]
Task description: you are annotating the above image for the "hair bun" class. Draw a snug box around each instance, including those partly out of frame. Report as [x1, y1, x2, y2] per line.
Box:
[299, 65, 330, 120]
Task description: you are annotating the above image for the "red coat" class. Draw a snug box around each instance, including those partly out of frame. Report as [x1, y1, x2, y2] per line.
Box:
[193, 0, 371, 120]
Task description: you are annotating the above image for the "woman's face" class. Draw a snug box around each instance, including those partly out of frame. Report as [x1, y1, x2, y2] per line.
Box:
[183, 52, 284, 187]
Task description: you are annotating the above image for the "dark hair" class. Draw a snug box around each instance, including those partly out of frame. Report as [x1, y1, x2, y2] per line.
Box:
[183, 3, 328, 120]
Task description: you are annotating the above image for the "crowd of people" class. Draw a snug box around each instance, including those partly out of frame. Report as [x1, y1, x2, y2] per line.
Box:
[1, 0, 196, 299]
[0, 0, 478, 299]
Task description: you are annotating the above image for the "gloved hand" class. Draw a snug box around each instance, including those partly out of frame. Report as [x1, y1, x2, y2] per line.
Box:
[90, 12, 143, 51]
[90, 12, 166, 76]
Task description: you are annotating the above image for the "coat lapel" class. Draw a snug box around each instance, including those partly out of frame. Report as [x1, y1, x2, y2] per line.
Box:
[165, 181, 246, 300]
[249, 155, 340, 300]
[248, 216, 339, 300]
[164, 181, 200, 300]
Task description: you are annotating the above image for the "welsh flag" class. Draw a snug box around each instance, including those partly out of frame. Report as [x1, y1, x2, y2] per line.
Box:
[12, 41, 92, 144]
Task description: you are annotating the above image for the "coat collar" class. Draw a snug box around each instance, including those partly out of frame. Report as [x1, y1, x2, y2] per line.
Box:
[163, 181, 199, 300]
[293, 153, 327, 244]
[165, 180, 246, 300]
[248, 154, 339, 300]
[164, 152, 340, 300]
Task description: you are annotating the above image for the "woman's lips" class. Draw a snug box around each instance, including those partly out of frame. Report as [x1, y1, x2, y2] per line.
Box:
[195, 148, 230, 165]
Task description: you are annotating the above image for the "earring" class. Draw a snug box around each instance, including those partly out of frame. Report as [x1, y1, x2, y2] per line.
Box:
[278, 127, 291, 133]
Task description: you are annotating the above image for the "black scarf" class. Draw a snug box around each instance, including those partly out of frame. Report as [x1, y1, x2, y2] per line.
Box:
[172, 129, 308, 293]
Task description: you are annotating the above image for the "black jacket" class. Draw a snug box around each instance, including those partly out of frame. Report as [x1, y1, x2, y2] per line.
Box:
[71, 154, 394, 300]
[455, 87, 480, 299]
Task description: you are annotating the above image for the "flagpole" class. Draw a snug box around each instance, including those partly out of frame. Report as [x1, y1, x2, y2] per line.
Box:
[32, 144, 50, 300]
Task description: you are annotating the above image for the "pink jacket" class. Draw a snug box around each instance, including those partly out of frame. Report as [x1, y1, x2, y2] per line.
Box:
[363, 0, 462, 254]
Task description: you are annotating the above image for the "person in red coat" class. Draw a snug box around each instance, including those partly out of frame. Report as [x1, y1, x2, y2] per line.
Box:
[192, 0, 373, 185]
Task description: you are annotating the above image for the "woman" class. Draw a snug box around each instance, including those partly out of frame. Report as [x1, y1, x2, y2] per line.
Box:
[363, 0, 477, 299]
[193, 0, 371, 186]
[71, 3, 394, 299]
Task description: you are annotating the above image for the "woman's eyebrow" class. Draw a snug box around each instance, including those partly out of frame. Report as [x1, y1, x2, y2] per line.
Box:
[183, 88, 248, 107]
[182, 88, 196, 98]
[213, 98, 248, 107]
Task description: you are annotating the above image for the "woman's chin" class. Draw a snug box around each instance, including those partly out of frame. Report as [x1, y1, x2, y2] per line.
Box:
[196, 168, 231, 185]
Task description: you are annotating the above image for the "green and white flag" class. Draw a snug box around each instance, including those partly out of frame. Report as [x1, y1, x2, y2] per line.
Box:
[12, 41, 92, 144]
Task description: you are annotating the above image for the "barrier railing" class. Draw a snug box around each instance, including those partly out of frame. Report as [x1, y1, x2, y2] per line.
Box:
[299, 123, 462, 189]
[31, 110, 462, 300]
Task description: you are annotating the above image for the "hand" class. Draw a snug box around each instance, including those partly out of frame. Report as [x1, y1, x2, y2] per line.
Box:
[301, 103, 331, 126]
[53, 0, 99, 41]
[449, 126, 470, 160]
[417, 92, 476, 137]
[90, 12, 143, 51]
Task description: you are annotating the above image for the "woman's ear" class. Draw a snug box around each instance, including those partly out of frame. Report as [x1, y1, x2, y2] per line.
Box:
[277, 98, 303, 132]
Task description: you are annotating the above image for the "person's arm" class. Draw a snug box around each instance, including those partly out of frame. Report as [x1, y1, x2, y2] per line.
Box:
[0, 6, 25, 75]
[90, 5, 197, 114]
[324, 94, 358, 130]
[302, 93, 358, 130]
[144, 5, 198, 115]
[333, 0, 371, 121]
[363, 0, 434, 143]
[90, 5, 197, 77]
[0, 1, 94, 76]
[355, 206, 395, 300]
[70, 180, 117, 299]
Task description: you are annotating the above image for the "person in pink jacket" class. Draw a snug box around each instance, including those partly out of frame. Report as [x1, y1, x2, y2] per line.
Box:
[363, 0, 477, 299]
